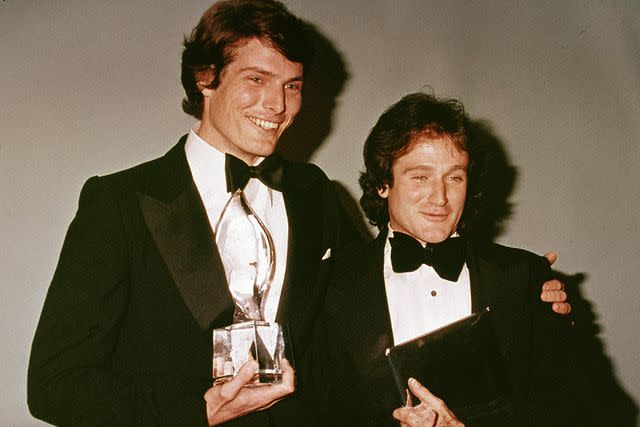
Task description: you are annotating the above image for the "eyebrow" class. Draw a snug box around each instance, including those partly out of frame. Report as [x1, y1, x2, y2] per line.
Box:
[238, 67, 303, 82]
[401, 164, 468, 174]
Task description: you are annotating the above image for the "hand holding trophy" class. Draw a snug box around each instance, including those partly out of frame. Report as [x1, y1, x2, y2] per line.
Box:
[212, 189, 287, 385]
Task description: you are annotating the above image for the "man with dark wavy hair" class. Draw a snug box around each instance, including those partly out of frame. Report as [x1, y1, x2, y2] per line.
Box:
[358, 94, 519, 242]
[180, 0, 313, 120]
[27, 1, 351, 426]
[315, 92, 582, 426]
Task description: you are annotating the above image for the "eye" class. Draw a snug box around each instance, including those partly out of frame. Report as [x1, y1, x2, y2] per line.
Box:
[412, 175, 429, 182]
[249, 76, 263, 84]
[448, 174, 465, 183]
[285, 82, 301, 92]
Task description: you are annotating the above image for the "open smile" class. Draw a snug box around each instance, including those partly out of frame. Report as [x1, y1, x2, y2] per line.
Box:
[248, 116, 280, 130]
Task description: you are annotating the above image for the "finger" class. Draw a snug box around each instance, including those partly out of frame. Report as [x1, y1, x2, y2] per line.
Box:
[279, 358, 295, 393]
[540, 290, 567, 303]
[408, 379, 462, 423]
[552, 302, 572, 315]
[405, 389, 414, 407]
[217, 360, 259, 402]
[253, 358, 296, 411]
[543, 251, 558, 266]
[542, 279, 564, 292]
[408, 378, 444, 410]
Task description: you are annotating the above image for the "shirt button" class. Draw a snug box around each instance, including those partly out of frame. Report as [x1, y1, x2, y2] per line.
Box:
[431, 290, 437, 297]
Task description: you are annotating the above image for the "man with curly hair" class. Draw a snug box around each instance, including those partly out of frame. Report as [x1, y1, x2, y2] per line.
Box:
[312, 92, 583, 426]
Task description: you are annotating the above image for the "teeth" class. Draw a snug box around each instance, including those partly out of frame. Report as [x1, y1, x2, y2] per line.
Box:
[249, 117, 279, 130]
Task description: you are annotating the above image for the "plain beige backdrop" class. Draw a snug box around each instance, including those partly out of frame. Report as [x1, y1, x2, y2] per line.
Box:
[2, 1, 639, 425]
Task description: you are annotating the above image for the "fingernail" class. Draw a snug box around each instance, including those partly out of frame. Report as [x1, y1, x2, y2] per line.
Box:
[408, 377, 416, 385]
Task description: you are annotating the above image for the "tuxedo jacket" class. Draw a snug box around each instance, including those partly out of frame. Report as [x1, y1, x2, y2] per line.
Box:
[28, 137, 353, 427]
[310, 232, 586, 426]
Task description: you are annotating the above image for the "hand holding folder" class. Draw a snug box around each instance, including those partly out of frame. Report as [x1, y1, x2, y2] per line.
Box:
[385, 308, 511, 422]
[392, 378, 464, 426]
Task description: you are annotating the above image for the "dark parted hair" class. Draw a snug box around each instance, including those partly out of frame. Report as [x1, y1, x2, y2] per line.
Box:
[359, 92, 485, 236]
[181, 0, 312, 119]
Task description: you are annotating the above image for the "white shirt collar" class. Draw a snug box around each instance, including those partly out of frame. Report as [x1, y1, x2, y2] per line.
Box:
[185, 122, 272, 200]
[383, 225, 471, 345]
[184, 122, 227, 198]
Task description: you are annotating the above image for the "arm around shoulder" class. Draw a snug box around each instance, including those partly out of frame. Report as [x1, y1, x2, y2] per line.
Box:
[525, 254, 589, 425]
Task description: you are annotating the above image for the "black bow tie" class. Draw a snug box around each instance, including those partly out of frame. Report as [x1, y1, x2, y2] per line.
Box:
[389, 232, 465, 281]
[225, 153, 285, 192]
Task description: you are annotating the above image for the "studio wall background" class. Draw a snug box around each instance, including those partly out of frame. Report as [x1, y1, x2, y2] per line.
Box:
[1, 1, 638, 425]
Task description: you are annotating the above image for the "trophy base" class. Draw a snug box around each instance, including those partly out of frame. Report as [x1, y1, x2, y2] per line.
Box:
[213, 321, 286, 385]
[256, 368, 282, 384]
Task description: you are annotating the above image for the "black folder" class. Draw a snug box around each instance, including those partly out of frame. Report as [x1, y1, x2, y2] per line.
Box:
[385, 308, 511, 420]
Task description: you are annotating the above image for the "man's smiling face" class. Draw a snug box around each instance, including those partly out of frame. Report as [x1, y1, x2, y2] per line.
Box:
[198, 37, 303, 164]
[379, 136, 469, 244]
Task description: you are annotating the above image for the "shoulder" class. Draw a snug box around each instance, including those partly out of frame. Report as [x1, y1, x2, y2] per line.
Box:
[80, 139, 187, 201]
[332, 234, 380, 282]
[472, 240, 546, 265]
[469, 240, 550, 282]
[104, 141, 183, 185]
[282, 158, 343, 219]
[283, 159, 329, 188]
[335, 237, 370, 262]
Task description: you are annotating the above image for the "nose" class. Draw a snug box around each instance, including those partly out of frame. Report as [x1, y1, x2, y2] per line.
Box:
[263, 84, 285, 114]
[428, 179, 448, 206]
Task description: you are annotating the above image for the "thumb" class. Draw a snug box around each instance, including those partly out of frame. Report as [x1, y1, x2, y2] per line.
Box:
[217, 360, 258, 402]
[409, 378, 460, 423]
[408, 378, 440, 407]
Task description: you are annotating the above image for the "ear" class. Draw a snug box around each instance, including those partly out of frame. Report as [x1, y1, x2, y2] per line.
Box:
[196, 65, 216, 96]
[377, 185, 389, 199]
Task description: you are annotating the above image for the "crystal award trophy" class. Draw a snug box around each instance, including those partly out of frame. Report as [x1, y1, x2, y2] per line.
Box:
[212, 189, 287, 384]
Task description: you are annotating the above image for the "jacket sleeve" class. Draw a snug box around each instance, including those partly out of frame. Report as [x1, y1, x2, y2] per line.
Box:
[27, 177, 209, 427]
[521, 254, 591, 426]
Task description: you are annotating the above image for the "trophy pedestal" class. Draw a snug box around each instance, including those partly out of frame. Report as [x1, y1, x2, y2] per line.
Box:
[213, 321, 286, 384]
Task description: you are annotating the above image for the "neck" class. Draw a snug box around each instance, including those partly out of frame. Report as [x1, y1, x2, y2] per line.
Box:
[195, 122, 259, 166]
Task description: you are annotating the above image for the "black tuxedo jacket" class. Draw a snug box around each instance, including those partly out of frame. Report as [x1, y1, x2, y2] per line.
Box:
[311, 232, 586, 426]
[28, 137, 353, 426]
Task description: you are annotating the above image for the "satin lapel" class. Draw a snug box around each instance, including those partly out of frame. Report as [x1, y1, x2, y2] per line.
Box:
[465, 242, 531, 372]
[466, 241, 529, 317]
[275, 170, 325, 356]
[327, 233, 394, 380]
[137, 140, 233, 330]
[465, 240, 491, 313]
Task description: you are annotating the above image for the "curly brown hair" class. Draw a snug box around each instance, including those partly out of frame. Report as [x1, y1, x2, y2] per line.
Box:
[359, 92, 496, 238]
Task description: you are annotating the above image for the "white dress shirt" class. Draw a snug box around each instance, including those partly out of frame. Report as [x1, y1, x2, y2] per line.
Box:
[184, 124, 289, 323]
[383, 227, 471, 345]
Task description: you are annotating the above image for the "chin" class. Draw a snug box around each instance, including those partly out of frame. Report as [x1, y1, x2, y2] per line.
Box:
[259, 138, 279, 153]
[418, 230, 451, 244]
[247, 142, 276, 158]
